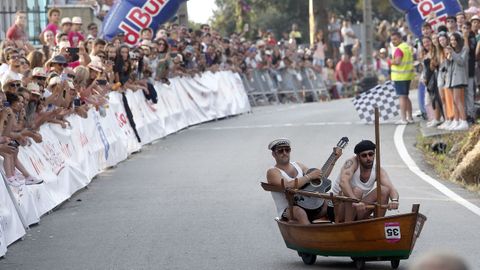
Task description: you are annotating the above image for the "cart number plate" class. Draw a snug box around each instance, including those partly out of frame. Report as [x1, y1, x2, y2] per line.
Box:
[385, 222, 401, 243]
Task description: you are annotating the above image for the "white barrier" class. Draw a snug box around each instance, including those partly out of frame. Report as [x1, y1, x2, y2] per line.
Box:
[0, 71, 251, 257]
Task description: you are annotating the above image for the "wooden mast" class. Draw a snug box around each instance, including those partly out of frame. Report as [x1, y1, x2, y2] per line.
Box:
[374, 107, 382, 217]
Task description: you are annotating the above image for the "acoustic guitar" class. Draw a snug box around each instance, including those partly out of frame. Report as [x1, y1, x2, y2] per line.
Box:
[295, 137, 349, 210]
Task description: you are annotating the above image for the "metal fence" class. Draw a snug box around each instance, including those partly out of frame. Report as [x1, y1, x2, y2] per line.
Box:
[0, 0, 49, 45]
[241, 67, 331, 106]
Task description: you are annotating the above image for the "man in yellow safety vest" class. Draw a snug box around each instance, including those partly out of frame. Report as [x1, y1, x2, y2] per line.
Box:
[390, 31, 415, 125]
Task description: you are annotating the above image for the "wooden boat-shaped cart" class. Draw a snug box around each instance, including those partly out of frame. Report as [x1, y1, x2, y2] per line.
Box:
[262, 108, 427, 269]
[276, 200, 426, 269]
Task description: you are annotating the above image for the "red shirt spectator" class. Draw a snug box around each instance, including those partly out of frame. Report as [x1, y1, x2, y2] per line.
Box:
[335, 55, 355, 82]
[68, 31, 85, 47]
[6, 24, 28, 41]
[68, 17, 85, 47]
[42, 8, 61, 39]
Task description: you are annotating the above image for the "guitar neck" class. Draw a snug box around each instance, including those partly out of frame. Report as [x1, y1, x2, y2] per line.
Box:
[319, 152, 336, 179]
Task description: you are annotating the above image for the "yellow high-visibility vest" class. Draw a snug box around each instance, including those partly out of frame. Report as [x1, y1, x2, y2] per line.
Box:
[391, 42, 414, 81]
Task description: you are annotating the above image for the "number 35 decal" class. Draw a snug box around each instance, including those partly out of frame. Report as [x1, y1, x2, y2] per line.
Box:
[385, 222, 401, 243]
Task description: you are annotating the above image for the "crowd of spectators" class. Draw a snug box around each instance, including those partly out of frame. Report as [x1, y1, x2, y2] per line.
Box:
[2, 3, 480, 186]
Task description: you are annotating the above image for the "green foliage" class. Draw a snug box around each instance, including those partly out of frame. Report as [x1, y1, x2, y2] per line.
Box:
[210, 0, 405, 40]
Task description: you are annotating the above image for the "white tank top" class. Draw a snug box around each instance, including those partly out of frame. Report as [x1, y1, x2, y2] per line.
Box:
[270, 162, 304, 217]
[332, 160, 376, 198]
[350, 166, 377, 198]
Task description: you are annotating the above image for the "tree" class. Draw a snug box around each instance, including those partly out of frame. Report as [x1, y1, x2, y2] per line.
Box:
[210, 0, 404, 40]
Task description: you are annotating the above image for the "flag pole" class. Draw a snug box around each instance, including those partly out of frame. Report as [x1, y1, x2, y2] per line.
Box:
[374, 107, 382, 217]
[309, 0, 315, 48]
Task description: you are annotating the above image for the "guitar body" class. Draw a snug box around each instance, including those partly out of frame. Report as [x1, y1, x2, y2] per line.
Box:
[295, 177, 332, 210]
[294, 137, 349, 210]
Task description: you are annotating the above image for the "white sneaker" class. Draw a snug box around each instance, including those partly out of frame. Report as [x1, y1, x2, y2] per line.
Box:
[426, 119, 441, 127]
[395, 119, 408, 125]
[406, 118, 414, 124]
[452, 120, 469, 131]
[438, 120, 451, 129]
[446, 120, 459, 130]
[6, 176, 22, 187]
[25, 176, 44, 185]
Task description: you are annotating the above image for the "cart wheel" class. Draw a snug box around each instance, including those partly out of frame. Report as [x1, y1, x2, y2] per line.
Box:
[299, 252, 316, 265]
[391, 259, 400, 269]
[354, 259, 365, 270]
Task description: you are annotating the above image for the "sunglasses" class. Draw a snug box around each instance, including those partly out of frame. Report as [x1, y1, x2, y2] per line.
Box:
[34, 76, 46, 81]
[8, 83, 21, 88]
[9, 55, 19, 60]
[275, 147, 291, 154]
[360, 151, 375, 158]
[67, 74, 75, 79]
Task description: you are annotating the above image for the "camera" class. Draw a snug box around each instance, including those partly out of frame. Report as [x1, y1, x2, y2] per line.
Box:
[66, 47, 79, 54]
[8, 140, 19, 148]
[3, 101, 10, 107]
[73, 98, 81, 107]
[129, 51, 139, 60]
[97, 79, 107, 86]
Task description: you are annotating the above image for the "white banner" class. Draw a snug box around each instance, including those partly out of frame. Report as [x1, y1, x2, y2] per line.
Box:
[0, 71, 250, 257]
[0, 176, 27, 257]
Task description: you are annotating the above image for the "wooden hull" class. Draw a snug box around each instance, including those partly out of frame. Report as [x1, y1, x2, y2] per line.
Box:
[276, 210, 426, 259]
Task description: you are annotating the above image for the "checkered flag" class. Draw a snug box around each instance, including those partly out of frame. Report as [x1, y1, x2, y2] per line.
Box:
[352, 81, 399, 123]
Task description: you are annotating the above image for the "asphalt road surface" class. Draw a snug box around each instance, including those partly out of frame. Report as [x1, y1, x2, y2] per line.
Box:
[1, 97, 480, 270]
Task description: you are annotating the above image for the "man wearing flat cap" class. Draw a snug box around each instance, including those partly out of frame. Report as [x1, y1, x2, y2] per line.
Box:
[266, 138, 342, 225]
[331, 140, 399, 223]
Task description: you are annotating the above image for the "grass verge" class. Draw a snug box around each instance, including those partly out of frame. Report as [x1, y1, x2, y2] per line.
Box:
[416, 130, 478, 192]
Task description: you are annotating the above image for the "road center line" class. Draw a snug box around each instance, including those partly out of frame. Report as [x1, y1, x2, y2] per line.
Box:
[196, 121, 364, 130]
[394, 125, 480, 217]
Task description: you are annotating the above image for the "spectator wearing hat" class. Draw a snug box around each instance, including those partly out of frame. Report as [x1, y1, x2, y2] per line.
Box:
[31, 67, 48, 91]
[68, 17, 85, 48]
[46, 54, 68, 75]
[376, 48, 391, 82]
[2, 77, 22, 93]
[266, 138, 342, 225]
[331, 140, 399, 223]
[60, 17, 72, 36]
[24, 82, 48, 129]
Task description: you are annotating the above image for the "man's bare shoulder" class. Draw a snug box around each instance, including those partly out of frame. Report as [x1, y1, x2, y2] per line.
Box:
[341, 156, 358, 171]
[266, 167, 282, 184]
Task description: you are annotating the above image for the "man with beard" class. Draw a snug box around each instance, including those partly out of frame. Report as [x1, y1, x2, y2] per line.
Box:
[266, 138, 342, 225]
[331, 140, 399, 223]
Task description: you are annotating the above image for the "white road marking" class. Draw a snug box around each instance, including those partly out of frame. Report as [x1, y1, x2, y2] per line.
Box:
[196, 121, 365, 130]
[394, 125, 480, 217]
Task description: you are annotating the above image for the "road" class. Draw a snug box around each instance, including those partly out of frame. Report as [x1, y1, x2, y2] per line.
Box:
[1, 98, 480, 270]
